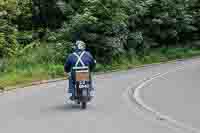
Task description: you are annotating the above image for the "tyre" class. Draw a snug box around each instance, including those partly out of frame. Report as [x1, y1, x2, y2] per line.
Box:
[81, 102, 87, 109]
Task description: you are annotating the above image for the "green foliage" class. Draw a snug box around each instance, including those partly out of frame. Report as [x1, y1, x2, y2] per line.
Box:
[1, 0, 200, 87]
[1, 0, 200, 59]
[125, 0, 200, 52]
[0, 0, 32, 57]
[16, 0, 32, 30]
[0, 20, 18, 57]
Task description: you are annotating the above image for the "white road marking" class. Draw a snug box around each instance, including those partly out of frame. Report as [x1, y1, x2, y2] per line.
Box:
[132, 63, 200, 133]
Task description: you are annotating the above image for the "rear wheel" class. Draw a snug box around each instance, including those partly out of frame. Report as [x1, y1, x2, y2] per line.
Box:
[81, 102, 87, 109]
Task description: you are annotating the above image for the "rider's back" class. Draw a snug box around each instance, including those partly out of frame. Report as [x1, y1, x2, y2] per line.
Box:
[64, 50, 96, 73]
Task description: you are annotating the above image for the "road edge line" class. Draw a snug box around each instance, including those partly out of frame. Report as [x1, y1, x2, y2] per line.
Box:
[130, 65, 200, 132]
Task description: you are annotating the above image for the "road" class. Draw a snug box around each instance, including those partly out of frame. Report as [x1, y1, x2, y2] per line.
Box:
[0, 58, 200, 133]
[140, 58, 200, 131]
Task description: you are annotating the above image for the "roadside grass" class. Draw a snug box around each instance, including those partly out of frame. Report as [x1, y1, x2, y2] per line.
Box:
[1, 47, 200, 89]
[0, 64, 64, 88]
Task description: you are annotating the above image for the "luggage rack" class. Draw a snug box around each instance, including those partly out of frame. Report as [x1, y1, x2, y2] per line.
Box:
[73, 66, 90, 81]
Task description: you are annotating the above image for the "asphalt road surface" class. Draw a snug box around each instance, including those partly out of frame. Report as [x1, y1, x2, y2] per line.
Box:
[1, 58, 200, 133]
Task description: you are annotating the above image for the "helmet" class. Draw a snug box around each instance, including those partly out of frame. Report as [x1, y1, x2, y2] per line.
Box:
[75, 40, 86, 50]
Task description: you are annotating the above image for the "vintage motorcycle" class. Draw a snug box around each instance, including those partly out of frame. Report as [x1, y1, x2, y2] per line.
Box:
[67, 66, 94, 109]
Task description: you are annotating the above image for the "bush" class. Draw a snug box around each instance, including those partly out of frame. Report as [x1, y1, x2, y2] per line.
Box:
[1, 0, 200, 60]
[1, 0, 200, 87]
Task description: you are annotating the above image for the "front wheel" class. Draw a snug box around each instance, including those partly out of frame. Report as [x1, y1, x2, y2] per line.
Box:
[81, 102, 87, 109]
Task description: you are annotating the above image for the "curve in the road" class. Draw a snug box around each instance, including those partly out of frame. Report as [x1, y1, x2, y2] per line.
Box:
[130, 62, 200, 133]
[2, 58, 200, 133]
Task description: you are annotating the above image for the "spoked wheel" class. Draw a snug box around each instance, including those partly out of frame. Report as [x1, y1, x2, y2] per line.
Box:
[81, 102, 87, 109]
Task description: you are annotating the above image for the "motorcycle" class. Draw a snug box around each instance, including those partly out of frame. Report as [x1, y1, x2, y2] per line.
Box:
[67, 66, 94, 109]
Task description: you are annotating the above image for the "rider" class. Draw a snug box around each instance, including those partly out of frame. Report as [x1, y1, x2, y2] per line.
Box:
[64, 40, 96, 99]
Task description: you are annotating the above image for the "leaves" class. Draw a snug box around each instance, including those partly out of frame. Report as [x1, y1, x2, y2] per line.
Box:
[0, 0, 200, 60]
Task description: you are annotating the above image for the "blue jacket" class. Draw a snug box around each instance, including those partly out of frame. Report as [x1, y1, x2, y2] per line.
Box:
[64, 50, 96, 73]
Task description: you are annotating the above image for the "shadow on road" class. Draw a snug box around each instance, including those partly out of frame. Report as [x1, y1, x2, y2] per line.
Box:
[51, 104, 83, 112]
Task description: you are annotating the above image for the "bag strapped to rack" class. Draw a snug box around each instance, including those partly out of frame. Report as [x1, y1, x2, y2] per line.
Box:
[73, 66, 90, 82]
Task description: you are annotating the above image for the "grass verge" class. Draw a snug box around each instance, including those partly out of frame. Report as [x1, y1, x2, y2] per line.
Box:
[1, 47, 200, 89]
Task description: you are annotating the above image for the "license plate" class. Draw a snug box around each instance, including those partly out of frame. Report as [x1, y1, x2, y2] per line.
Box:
[79, 84, 89, 89]
[79, 81, 89, 89]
